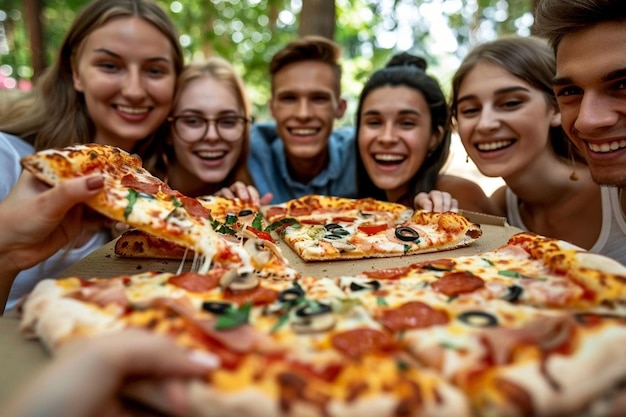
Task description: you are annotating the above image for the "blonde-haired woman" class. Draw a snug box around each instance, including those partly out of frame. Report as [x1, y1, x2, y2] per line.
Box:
[163, 57, 270, 204]
[0, 0, 183, 311]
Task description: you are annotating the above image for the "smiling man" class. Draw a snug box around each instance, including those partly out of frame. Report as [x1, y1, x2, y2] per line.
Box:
[534, 0, 626, 261]
[248, 36, 356, 204]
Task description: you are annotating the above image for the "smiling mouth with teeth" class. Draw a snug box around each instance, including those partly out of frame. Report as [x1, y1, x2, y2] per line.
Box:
[116, 105, 150, 115]
[196, 151, 227, 160]
[289, 128, 319, 136]
[587, 139, 626, 153]
[372, 154, 406, 164]
[476, 140, 515, 152]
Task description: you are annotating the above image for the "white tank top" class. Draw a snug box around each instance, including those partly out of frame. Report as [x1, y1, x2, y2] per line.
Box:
[506, 186, 626, 265]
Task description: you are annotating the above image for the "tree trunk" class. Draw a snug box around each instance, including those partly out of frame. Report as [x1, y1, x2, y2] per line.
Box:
[298, 0, 335, 40]
[23, 0, 46, 80]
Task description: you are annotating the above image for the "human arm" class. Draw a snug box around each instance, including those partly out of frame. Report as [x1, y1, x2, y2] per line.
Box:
[1, 329, 215, 417]
[489, 186, 508, 217]
[215, 181, 273, 206]
[0, 171, 105, 310]
[414, 190, 459, 212]
[435, 174, 502, 215]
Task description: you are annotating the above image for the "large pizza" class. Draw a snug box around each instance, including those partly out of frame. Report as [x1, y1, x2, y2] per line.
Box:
[17, 144, 626, 417]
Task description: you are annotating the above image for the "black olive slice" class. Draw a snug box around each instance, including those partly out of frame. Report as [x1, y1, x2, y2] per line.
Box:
[457, 311, 498, 327]
[502, 285, 523, 302]
[331, 228, 350, 236]
[395, 226, 420, 241]
[349, 280, 381, 292]
[295, 302, 332, 317]
[324, 223, 343, 231]
[323, 234, 343, 240]
[202, 301, 232, 315]
[278, 287, 305, 304]
[238, 209, 254, 217]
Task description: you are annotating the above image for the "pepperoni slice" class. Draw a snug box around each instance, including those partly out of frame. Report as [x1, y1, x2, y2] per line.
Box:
[416, 258, 455, 271]
[362, 266, 410, 280]
[288, 361, 343, 382]
[289, 207, 315, 217]
[179, 196, 210, 219]
[431, 271, 484, 296]
[265, 207, 287, 220]
[223, 286, 279, 306]
[168, 271, 222, 292]
[378, 301, 448, 332]
[331, 328, 397, 358]
[121, 174, 162, 195]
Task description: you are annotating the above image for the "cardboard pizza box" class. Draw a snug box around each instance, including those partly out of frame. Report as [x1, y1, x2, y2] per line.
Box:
[53, 212, 520, 279]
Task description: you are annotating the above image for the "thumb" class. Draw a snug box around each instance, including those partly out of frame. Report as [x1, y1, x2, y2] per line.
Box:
[38, 175, 104, 219]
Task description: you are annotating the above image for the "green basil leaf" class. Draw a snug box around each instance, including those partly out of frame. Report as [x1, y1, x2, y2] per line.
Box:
[225, 213, 238, 225]
[265, 217, 299, 232]
[498, 270, 523, 278]
[172, 196, 182, 207]
[215, 302, 252, 330]
[270, 314, 290, 333]
[251, 212, 264, 230]
[376, 296, 388, 306]
[216, 225, 237, 236]
[124, 189, 138, 220]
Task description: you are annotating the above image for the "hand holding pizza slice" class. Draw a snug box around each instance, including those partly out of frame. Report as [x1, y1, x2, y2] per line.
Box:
[21, 144, 245, 274]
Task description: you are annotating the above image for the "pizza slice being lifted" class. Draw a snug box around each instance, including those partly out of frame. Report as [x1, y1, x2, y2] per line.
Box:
[20, 144, 248, 274]
[264, 195, 483, 261]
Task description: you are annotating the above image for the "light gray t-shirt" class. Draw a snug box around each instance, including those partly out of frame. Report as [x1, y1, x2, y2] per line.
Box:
[0, 132, 110, 311]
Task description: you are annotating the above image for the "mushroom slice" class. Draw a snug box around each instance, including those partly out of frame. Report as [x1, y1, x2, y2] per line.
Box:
[291, 302, 336, 333]
[220, 268, 260, 292]
[244, 238, 272, 269]
[241, 229, 289, 265]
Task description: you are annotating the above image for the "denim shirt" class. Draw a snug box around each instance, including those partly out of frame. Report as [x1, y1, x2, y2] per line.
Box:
[248, 122, 357, 204]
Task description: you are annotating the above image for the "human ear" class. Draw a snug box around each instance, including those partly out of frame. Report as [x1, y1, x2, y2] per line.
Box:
[550, 110, 561, 127]
[335, 97, 347, 119]
[428, 126, 445, 152]
[71, 62, 85, 93]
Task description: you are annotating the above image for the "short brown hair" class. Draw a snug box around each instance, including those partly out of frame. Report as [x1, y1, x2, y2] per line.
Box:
[269, 35, 342, 95]
[533, 0, 626, 51]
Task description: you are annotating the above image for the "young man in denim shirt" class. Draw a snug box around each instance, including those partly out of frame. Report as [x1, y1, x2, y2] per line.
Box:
[248, 36, 356, 204]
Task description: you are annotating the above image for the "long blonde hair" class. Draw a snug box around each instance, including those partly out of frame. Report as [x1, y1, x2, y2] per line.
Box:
[0, 0, 183, 169]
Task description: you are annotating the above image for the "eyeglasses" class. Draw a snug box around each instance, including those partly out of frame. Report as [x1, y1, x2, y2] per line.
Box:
[168, 115, 253, 143]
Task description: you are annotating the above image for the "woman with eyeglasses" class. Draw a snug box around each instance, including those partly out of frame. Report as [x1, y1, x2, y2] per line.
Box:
[157, 57, 271, 205]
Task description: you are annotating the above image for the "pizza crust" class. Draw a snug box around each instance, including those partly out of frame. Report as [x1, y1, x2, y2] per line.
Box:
[493, 324, 626, 416]
[20, 280, 124, 350]
[575, 252, 626, 275]
[115, 229, 192, 260]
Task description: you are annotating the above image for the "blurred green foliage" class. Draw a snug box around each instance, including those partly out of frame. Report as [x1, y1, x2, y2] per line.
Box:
[0, 0, 534, 122]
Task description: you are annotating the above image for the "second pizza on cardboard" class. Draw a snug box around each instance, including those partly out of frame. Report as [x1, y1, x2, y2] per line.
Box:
[264, 195, 482, 261]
